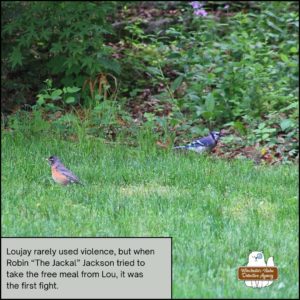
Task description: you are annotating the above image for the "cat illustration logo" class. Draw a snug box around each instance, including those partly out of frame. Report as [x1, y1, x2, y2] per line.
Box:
[238, 251, 279, 288]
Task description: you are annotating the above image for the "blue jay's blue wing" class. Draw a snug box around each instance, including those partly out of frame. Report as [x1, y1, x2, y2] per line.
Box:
[174, 139, 209, 153]
[174, 131, 220, 153]
[188, 136, 216, 148]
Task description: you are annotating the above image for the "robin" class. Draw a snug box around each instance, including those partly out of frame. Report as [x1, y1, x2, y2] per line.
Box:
[47, 156, 82, 185]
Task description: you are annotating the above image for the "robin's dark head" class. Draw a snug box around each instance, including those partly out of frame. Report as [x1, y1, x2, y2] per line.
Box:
[47, 156, 60, 166]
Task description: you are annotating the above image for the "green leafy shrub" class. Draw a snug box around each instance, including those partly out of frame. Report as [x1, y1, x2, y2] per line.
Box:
[34, 79, 81, 111]
[2, 1, 119, 108]
[110, 1, 298, 159]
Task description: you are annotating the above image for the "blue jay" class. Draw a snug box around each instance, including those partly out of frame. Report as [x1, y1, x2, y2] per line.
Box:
[174, 131, 221, 153]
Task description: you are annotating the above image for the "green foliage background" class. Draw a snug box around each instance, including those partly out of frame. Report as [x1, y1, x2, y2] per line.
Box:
[2, 1, 298, 162]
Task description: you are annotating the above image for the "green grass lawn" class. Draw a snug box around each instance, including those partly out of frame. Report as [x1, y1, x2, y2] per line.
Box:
[2, 131, 299, 298]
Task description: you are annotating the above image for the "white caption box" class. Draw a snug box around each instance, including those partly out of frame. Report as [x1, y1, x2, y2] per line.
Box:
[2, 237, 172, 299]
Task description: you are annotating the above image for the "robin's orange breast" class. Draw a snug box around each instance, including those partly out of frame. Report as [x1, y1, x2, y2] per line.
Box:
[51, 166, 69, 185]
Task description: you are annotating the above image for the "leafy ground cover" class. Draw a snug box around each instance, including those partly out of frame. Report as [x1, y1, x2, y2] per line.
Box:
[2, 2, 299, 165]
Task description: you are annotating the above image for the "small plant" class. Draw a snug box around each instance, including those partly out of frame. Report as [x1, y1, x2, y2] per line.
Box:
[252, 123, 277, 143]
[35, 79, 81, 111]
[82, 73, 118, 107]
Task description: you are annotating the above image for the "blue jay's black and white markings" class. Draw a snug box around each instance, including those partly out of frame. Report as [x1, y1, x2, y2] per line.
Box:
[174, 131, 221, 153]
